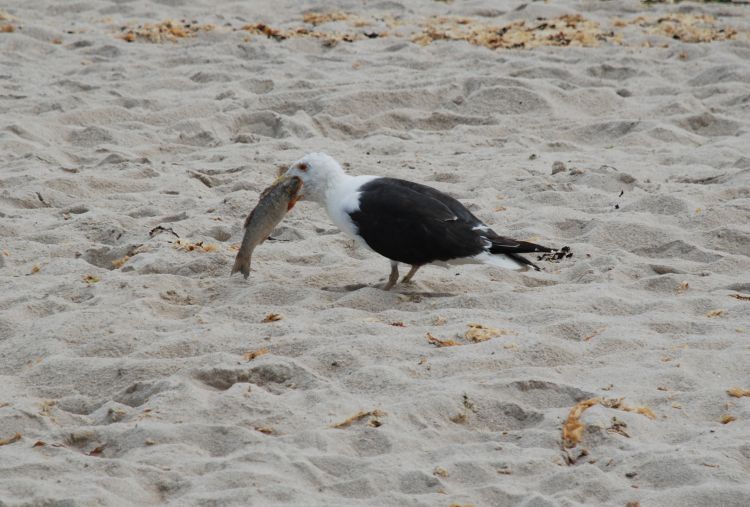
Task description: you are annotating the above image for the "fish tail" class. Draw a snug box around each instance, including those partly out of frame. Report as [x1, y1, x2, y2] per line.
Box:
[230, 256, 250, 279]
[231, 241, 252, 279]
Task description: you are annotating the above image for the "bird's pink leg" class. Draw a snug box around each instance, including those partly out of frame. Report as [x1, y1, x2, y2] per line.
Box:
[401, 265, 420, 283]
[383, 261, 399, 290]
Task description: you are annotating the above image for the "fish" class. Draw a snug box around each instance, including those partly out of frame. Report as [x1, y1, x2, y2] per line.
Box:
[231, 175, 303, 279]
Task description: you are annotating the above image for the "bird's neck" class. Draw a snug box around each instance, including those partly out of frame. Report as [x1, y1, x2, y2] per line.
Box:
[325, 172, 353, 199]
[322, 173, 369, 239]
[306, 171, 351, 205]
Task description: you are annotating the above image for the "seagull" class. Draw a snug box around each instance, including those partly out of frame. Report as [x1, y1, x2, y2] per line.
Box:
[285, 152, 554, 290]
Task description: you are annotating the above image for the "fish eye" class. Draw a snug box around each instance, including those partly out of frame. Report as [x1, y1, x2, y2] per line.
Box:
[298, 163, 308, 172]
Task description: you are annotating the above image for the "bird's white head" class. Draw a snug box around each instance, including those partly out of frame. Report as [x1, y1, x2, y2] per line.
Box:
[285, 152, 346, 204]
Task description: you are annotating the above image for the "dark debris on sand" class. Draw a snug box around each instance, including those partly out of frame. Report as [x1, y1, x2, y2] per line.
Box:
[538, 246, 573, 262]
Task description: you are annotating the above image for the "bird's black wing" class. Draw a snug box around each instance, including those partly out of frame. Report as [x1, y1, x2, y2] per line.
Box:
[379, 178, 483, 224]
[348, 178, 488, 265]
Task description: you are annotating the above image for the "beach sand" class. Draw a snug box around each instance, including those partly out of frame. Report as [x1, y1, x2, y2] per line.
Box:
[1, 0, 750, 505]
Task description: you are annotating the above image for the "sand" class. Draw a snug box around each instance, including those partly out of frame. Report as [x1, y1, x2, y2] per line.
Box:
[1, 0, 750, 505]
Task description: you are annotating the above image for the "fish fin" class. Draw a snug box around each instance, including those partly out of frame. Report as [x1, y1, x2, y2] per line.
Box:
[287, 196, 300, 211]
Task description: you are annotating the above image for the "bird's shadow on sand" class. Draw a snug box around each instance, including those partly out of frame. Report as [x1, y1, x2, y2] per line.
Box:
[321, 283, 455, 298]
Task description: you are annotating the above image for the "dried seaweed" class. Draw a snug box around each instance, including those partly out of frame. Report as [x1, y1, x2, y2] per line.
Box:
[583, 326, 606, 341]
[706, 309, 726, 318]
[433, 466, 449, 477]
[563, 397, 599, 448]
[563, 397, 656, 449]
[262, 313, 282, 323]
[427, 324, 512, 347]
[119, 19, 216, 43]
[242, 23, 360, 46]
[623, 13, 741, 43]
[450, 412, 468, 424]
[302, 11, 371, 29]
[413, 15, 605, 49]
[601, 397, 657, 420]
[433, 315, 447, 326]
[111, 255, 130, 269]
[727, 387, 750, 398]
[720, 414, 736, 424]
[0, 432, 21, 446]
[244, 23, 287, 41]
[426, 332, 460, 347]
[82, 274, 100, 284]
[332, 409, 385, 428]
[464, 323, 509, 342]
[637, 407, 658, 419]
[303, 12, 355, 26]
[172, 239, 218, 253]
[730, 293, 750, 301]
[87, 445, 105, 456]
[242, 348, 269, 361]
[105, 12, 747, 49]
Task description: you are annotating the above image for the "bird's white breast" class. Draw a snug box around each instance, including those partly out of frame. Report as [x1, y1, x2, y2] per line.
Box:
[325, 175, 378, 247]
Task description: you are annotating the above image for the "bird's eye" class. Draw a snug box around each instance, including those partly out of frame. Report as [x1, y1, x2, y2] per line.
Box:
[298, 163, 308, 172]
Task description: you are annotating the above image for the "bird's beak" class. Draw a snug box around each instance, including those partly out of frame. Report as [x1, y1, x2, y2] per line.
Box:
[273, 172, 291, 184]
[273, 166, 304, 206]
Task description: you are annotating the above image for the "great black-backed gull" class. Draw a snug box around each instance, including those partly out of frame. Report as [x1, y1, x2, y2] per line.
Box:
[285, 152, 554, 290]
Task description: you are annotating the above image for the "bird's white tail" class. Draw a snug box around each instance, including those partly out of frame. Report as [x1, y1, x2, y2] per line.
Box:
[474, 252, 528, 271]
